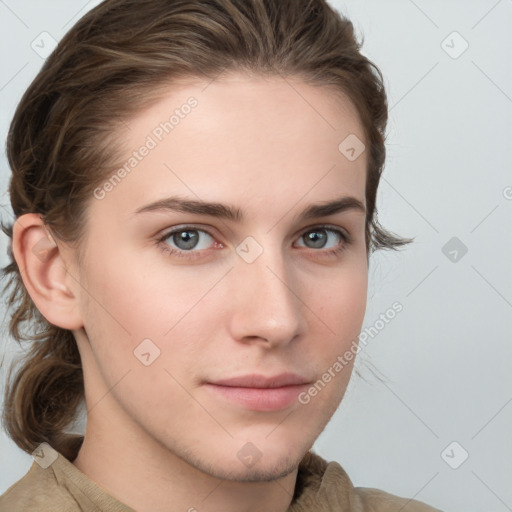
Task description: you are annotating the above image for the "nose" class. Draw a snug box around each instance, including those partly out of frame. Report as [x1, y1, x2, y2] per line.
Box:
[227, 240, 307, 348]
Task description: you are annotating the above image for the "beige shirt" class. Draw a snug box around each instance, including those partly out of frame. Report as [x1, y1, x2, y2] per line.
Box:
[0, 442, 442, 511]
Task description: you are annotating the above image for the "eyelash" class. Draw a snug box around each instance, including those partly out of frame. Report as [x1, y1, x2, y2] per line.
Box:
[156, 224, 353, 260]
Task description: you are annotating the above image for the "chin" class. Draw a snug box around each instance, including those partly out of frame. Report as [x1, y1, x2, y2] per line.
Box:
[209, 449, 302, 483]
[222, 462, 298, 483]
[177, 437, 308, 483]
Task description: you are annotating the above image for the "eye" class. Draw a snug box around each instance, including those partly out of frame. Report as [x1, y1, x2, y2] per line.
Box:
[295, 226, 351, 257]
[157, 226, 219, 259]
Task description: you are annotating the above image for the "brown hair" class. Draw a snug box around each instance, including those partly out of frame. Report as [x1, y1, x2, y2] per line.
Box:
[1, 0, 412, 458]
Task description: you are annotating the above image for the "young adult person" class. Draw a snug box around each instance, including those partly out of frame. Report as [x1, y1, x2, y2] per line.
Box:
[0, 0, 441, 510]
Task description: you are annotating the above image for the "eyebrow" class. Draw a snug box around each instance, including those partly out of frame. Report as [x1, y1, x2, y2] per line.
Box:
[133, 195, 366, 222]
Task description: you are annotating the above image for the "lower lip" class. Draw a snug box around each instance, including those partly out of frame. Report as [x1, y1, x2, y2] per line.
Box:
[204, 383, 309, 412]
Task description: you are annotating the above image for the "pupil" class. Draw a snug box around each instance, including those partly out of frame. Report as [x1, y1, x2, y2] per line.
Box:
[175, 230, 198, 250]
[307, 230, 326, 248]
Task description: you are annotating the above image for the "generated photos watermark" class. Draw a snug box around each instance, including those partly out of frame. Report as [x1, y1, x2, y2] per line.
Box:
[93, 96, 198, 200]
[298, 301, 403, 405]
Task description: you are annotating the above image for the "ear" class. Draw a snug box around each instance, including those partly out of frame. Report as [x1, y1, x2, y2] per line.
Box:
[11, 213, 84, 330]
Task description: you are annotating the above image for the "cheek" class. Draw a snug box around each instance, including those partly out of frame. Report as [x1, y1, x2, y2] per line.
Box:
[79, 249, 221, 382]
[77, 258, 206, 420]
[302, 259, 367, 389]
[82, 246, 201, 334]
[314, 263, 368, 332]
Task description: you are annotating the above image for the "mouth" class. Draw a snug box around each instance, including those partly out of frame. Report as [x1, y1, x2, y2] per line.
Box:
[203, 373, 311, 412]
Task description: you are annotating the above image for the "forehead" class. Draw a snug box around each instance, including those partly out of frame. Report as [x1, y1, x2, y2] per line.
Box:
[89, 73, 367, 225]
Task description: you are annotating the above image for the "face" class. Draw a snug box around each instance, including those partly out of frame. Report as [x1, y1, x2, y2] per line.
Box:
[73, 73, 368, 481]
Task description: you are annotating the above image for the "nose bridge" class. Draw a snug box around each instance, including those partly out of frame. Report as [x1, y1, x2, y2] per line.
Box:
[229, 236, 305, 345]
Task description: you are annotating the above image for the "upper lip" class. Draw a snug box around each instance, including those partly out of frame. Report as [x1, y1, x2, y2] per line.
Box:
[208, 373, 310, 389]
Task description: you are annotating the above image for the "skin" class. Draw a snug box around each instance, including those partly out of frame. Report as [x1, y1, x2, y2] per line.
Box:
[13, 73, 368, 512]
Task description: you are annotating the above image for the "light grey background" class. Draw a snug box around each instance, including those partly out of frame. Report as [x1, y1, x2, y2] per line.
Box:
[0, 1, 511, 511]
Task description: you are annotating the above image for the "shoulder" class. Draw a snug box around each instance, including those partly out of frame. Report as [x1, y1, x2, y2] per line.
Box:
[327, 460, 443, 512]
[290, 451, 443, 512]
[0, 460, 81, 512]
[352, 486, 443, 512]
[1, 441, 135, 512]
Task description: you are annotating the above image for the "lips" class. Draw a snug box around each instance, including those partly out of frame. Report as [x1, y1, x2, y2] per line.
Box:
[210, 372, 310, 388]
[204, 373, 311, 411]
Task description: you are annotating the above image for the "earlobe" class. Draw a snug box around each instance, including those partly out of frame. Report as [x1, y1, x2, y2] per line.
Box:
[12, 213, 84, 330]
